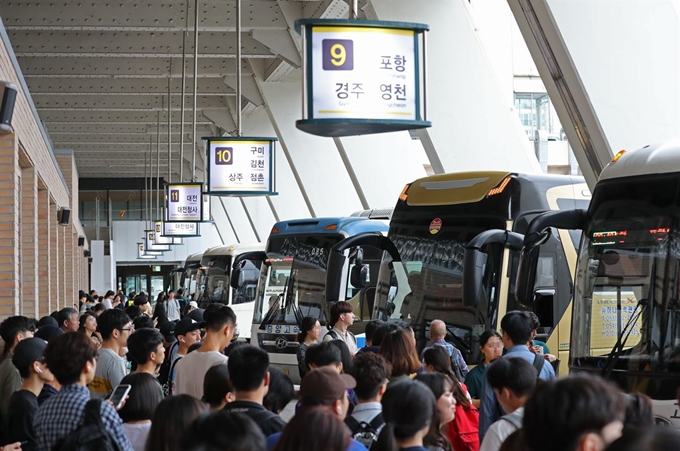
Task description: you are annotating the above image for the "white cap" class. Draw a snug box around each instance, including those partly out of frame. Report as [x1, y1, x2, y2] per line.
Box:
[189, 301, 198, 308]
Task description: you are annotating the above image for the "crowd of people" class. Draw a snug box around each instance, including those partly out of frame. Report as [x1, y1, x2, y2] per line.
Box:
[0, 295, 676, 451]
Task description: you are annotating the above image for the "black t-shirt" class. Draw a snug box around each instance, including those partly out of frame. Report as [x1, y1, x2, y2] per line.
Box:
[223, 400, 286, 436]
[5, 389, 38, 450]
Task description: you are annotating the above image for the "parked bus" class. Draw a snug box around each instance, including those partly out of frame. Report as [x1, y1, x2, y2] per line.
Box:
[195, 243, 265, 340]
[328, 172, 590, 373]
[176, 251, 203, 298]
[514, 142, 680, 425]
[232, 213, 390, 382]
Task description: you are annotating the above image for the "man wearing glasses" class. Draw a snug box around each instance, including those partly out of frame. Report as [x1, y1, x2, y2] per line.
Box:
[88, 309, 133, 399]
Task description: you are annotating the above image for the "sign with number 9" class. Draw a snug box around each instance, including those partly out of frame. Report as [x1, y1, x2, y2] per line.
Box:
[322, 39, 353, 71]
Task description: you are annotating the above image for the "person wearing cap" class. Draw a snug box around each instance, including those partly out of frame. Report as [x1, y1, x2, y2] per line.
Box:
[159, 321, 176, 349]
[223, 345, 286, 437]
[266, 367, 366, 451]
[0, 315, 35, 421]
[184, 300, 198, 317]
[167, 317, 204, 391]
[5, 337, 52, 450]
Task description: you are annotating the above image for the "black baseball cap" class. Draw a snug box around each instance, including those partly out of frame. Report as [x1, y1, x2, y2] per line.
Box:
[175, 318, 205, 337]
[159, 321, 176, 342]
[12, 338, 48, 373]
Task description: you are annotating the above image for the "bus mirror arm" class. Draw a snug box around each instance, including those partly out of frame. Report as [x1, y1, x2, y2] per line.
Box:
[230, 251, 268, 290]
[325, 232, 402, 303]
[516, 209, 587, 306]
[463, 230, 525, 308]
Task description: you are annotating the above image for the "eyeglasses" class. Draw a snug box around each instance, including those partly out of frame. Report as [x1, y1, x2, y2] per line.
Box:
[119, 325, 135, 332]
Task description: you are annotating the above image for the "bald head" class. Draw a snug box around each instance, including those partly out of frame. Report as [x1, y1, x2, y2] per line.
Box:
[430, 320, 447, 340]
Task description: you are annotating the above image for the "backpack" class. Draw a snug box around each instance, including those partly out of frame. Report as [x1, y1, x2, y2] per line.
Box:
[325, 329, 357, 345]
[57, 399, 120, 451]
[532, 353, 545, 376]
[449, 349, 466, 383]
[344, 413, 384, 450]
[158, 341, 179, 386]
[500, 409, 523, 429]
[447, 383, 479, 451]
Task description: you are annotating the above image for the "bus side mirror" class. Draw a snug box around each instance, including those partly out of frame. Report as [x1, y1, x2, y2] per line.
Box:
[516, 244, 542, 307]
[326, 250, 346, 302]
[533, 288, 555, 305]
[463, 249, 487, 307]
[351, 265, 369, 289]
[230, 265, 242, 290]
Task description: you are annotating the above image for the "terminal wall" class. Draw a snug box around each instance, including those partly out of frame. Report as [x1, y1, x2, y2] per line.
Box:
[0, 27, 88, 318]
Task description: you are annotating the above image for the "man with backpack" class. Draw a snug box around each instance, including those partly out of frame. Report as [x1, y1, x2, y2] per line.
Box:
[421, 319, 468, 382]
[478, 311, 556, 441]
[34, 332, 133, 451]
[322, 301, 358, 356]
[479, 357, 537, 451]
[158, 317, 203, 396]
[346, 352, 392, 450]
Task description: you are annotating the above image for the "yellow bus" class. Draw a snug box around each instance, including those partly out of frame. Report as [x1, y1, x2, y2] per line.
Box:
[329, 171, 590, 373]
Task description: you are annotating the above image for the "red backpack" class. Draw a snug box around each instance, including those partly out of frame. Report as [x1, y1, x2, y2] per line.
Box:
[446, 383, 480, 451]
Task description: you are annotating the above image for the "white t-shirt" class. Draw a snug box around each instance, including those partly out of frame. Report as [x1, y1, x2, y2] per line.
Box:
[103, 298, 113, 309]
[89, 347, 127, 398]
[166, 298, 181, 322]
[123, 422, 152, 451]
[174, 350, 228, 399]
[479, 407, 524, 451]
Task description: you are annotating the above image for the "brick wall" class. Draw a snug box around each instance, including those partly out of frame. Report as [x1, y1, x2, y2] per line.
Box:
[0, 31, 88, 320]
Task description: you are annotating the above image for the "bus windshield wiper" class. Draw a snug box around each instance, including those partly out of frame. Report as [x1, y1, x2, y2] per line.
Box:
[601, 260, 654, 378]
[259, 266, 290, 330]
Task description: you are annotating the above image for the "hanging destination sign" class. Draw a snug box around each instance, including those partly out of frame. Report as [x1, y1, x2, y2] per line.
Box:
[154, 221, 182, 245]
[166, 183, 203, 222]
[161, 221, 200, 237]
[137, 242, 160, 259]
[203, 137, 278, 196]
[145, 230, 171, 252]
[295, 19, 430, 137]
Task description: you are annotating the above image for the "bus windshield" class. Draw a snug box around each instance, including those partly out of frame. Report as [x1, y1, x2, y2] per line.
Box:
[253, 234, 342, 326]
[571, 175, 680, 399]
[374, 216, 506, 359]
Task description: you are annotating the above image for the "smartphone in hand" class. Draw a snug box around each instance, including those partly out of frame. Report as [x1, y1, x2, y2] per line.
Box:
[106, 384, 131, 410]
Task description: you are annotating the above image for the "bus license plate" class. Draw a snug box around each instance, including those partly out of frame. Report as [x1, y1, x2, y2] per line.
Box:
[266, 325, 300, 334]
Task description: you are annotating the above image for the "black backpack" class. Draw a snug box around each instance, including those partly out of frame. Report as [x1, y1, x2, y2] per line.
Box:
[57, 399, 120, 451]
[344, 413, 384, 450]
[158, 341, 179, 392]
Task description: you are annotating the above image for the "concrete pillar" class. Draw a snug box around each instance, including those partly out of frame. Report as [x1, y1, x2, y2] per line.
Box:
[37, 188, 51, 317]
[60, 225, 67, 310]
[49, 199, 59, 314]
[20, 165, 38, 318]
[0, 134, 20, 315]
[64, 227, 71, 309]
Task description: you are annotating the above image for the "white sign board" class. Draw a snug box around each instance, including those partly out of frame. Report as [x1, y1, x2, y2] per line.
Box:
[146, 230, 170, 252]
[162, 221, 199, 237]
[167, 183, 203, 222]
[203, 195, 211, 221]
[137, 243, 158, 259]
[310, 26, 416, 120]
[206, 139, 275, 195]
[154, 221, 174, 245]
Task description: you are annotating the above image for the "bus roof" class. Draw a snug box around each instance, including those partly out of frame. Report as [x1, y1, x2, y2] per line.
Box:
[600, 140, 680, 182]
[405, 171, 584, 206]
[184, 252, 204, 264]
[270, 217, 389, 237]
[202, 242, 265, 257]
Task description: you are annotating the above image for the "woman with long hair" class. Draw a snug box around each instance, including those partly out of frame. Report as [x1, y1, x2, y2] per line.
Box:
[152, 292, 168, 326]
[297, 316, 321, 379]
[423, 346, 479, 451]
[464, 330, 502, 402]
[78, 311, 101, 349]
[145, 394, 207, 451]
[415, 373, 456, 451]
[373, 379, 437, 451]
[380, 329, 422, 381]
[272, 406, 350, 451]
